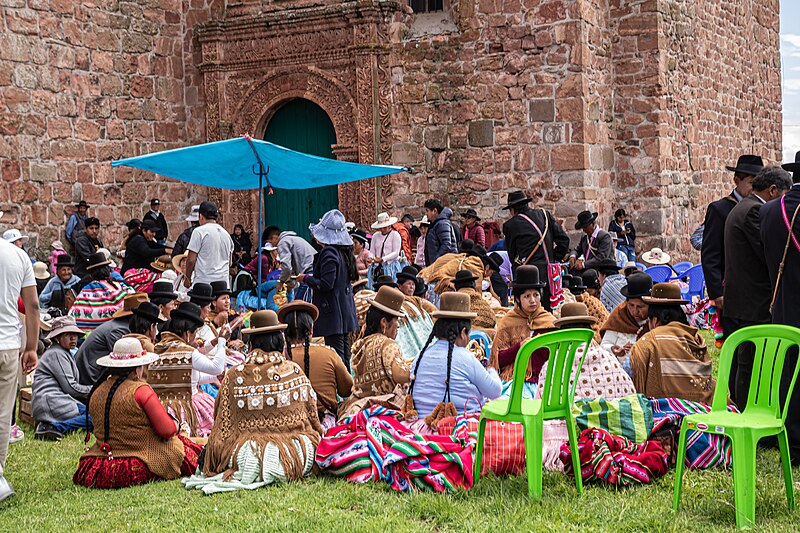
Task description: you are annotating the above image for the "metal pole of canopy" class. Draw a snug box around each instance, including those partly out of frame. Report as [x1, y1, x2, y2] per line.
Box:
[244, 135, 272, 312]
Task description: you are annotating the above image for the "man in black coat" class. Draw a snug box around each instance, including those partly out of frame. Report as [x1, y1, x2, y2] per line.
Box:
[501, 190, 570, 311]
[569, 210, 615, 271]
[761, 152, 800, 464]
[73, 217, 103, 279]
[723, 166, 792, 407]
[143, 198, 169, 243]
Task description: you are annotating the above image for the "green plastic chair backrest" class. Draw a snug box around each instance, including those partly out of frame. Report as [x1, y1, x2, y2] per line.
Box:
[712, 324, 800, 422]
[505, 328, 595, 416]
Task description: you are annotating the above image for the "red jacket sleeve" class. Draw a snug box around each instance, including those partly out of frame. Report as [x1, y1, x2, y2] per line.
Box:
[134, 385, 178, 439]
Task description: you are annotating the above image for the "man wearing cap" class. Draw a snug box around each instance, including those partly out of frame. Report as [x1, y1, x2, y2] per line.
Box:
[73, 217, 103, 279]
[74, 293, 148, 386]
[184, 201, 234, 288]
[66, 200, 89, 245]
[32, 316, 91, 440]
[501, 190, 570, 312]
[569, 210, 615, 272]
[143, 198, 169, 243]
[461, 208, 486, 247]
[701, 154, 764, 315]
[40, 255, 81, 308]
[761, 150, 800, 464]
[172, 205, 200, 258]
[629, 283, 713, 404]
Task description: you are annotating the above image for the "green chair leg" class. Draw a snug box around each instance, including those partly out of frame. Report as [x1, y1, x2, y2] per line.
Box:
[565, 414, 583, 495]
[523, 416, 543, 500]
[672, 418, 690, 511]
[731, 433, 757, 529]
[778, 429, 795, 510]
[474, 417, 487, 484]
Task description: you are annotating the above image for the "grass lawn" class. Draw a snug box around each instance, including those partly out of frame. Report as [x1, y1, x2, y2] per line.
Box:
[2, 332, 800, 531]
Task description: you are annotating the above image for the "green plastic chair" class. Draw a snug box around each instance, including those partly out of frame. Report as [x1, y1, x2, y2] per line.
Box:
[673, 324, 800, 528]
[474, 328, 594, 499]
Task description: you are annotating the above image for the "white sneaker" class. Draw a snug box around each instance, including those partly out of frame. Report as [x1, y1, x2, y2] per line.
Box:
[8, 424, 23, 444]
[0, 476, 14, 502]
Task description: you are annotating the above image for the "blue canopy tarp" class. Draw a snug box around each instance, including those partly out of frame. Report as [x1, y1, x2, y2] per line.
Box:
[111, 136, 406, 190]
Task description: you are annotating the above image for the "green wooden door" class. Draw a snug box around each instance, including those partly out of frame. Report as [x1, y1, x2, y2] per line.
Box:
[263, 99, 339, 240]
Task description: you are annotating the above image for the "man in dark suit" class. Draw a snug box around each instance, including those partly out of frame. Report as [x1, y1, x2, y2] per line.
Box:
[723, 166, 792, 407]
[143, 198, 169, 243]
[761, 152, 800, 464]
[569, 210, 615, 272]
[502, 190, 570, 312]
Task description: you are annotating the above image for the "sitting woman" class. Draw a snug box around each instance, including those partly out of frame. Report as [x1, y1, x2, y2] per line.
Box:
[599, 272, 653, 363]
[278, 301, 353, 427]
[405, 292, 501, 427]
[338, 286, 411, 421]
[73, 337, 202, 489]
[534, 303, 636, 470]
[32, 316, 92, 440]
[149, 279, 178, 322]
[151, 302, 227, 437]
[183, 310, 322, 494]
[69, 252, 134, 332]
[205, 281, 242, 341]
[489, 266, 556, 386]
[392, 266, 435, 361]
[452, 269, 496, 329]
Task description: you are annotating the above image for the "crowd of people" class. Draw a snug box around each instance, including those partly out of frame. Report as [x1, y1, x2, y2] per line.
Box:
[0, 151, 798, 502]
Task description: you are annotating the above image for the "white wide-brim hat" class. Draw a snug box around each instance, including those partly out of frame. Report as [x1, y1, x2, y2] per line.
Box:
[371, 212, 398, 230]
[641, 247, 671, 265]
[3, 229, 28, 244]
[96, 337, 160, 368]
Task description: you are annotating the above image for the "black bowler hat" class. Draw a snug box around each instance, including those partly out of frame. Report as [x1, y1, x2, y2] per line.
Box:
[85, 251, 111, 271]
[414, 277, 427, 297]
[582, 269, 600, 290]
[150, 280, 178, 300]
[460, 239, 476, 254]
[511, 265, 545, 289]
[561, 274, 573, 291]
[374, 275, 397, 290]
[569, 274, 587, 295]
[351, 229, 369, 244]
[620, 272, 653, 299]
[171, 302, 205, 327]
[187, 282, 214, 305]
[396, 266, 418, 284]
[453, 269, 479, 290]
[55, 254, 74, 268]
[461, 208, 481, 221]
[477, 247, 500, 272]
[782, 151, 800, 174]
[725, 154, 764, 176]
[131, 302, 165, 324]
[502, 190, 532, 210]
[210, 280, 232, 298]
[594, 259, 621, 276]
[574, 210, 599, 230]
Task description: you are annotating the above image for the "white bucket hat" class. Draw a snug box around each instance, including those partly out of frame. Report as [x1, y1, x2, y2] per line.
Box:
[96, 337, 159, 368]
[309, 209, 353, 246]
[371, 212, 398, 230]
[185, 205, 200, 222]
[641, 247, 671, 265]
[3, 229, 28, 244]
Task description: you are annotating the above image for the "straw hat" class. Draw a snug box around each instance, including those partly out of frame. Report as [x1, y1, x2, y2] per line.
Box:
[96, 337, 159, 368]
[33, 262, 51, 281]
[642, 282, 689, 305]
[414, 215, 430, 227]
[171, 253, 187, 273]
[242, 309, 287, 335]
[553, 302, 598, 328]
[641, 247, 671, 265]
[368, 286, 405, 318]
[277, 300, 319, 323]
[309, 209, 353, 246]
[45, 316, 85, 340]
[371, 212, 398, 230]
[111, 293, 149, 319]
[432, 292, 477, 319]
[149, 257, 171, 272]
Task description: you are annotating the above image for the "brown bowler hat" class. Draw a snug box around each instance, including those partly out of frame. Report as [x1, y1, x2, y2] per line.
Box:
[111, 293, 149, 319]
[642, 282, 689, 305]
[432, 292, 477, 319]
[553, 302, 598, 328]
[277, 300, 320, 323]
[242, 310, 288, 335]
[368, 286, 405, 318]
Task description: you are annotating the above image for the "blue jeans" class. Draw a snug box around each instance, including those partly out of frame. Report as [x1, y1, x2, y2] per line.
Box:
[618, 243, 635, 261]
[51, 403, 92, 434]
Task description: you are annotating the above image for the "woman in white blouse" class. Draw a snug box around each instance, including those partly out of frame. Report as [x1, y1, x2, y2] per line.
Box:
[367, 212, 408, 289]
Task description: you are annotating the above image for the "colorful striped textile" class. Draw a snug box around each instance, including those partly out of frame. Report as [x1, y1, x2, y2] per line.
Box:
[315, 406, 474, 493]
[649, 397, 736, 469]
[122, 268, 160, 293]
[69, 280, 134, 332]
[559, 427, 669, 486]
[572, 393, 653, 443]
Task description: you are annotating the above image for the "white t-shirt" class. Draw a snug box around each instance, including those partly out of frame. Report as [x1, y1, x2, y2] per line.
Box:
[0, 239, 35, 350]
[186, 222, 234, 286]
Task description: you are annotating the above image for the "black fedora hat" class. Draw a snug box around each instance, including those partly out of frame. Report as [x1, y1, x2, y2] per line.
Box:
[782, 151, 800, 174]
[351, 229, 369, 244]
[620, 272, 653, 299]
[453, 269, 479, 290]
[725, 154, 764, 176]
[374, 275, 397, 290]
[210, 280, 232, 298]
[86, 251, 111, 271]
[131, 301, 165, 324]
[502, 190, 532, 210]
[55, 254, 74, 268]
[461, 208, 481, 221]
[581, 269, 600, 289]
[478, 248, 500, 272]
[574, 210, 599, 230]
[396, 266, 418, 284]
[149, 280, 178, 300]
[187, 282, 214, 305]
[170, 302, 205, 327]
[75, 200, 89, 208]
[511, 265, 545, 289]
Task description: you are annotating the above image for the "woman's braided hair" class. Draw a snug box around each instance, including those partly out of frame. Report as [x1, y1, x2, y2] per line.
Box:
[285, 310, 313, 376]
[83, 367, 133, 446]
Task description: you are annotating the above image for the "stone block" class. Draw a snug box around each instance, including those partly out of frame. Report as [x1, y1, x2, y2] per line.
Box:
[392, 142, 418, 166]
[468, 120, 494, 147]
[551, 144, 588, 171]
[29, 163, 57, 183]
[424, 127, 447, 151]
[529, 99, 555, 122]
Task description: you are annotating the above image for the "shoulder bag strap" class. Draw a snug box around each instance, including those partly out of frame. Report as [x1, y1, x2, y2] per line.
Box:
[518, 210, 550, 265]
[770, 198, 800, 313]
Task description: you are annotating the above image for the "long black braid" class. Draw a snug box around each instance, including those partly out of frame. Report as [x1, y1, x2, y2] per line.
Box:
[409, 318, 472, 399]
[284, 310, 313, 376]
[408, 331, 436, 397]
[102, 370, 133, 444]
